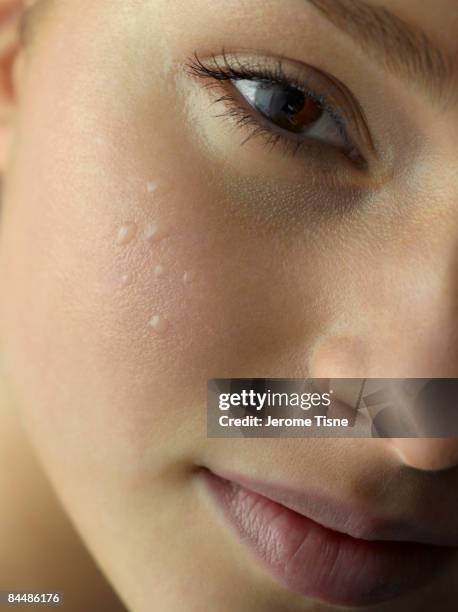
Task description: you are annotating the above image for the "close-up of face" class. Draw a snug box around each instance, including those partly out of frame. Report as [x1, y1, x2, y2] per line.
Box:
[0, 0, 458, 610]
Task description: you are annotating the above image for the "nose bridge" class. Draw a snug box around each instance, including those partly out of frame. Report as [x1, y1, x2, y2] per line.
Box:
[358, 212, 458, 377]
[311, 234, 458, 379]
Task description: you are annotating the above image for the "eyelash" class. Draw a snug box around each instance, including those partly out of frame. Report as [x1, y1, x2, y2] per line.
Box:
[186, 50, 365, 168]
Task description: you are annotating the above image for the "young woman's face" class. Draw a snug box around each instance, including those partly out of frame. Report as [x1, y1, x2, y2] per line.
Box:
[1, 0, 458, 609]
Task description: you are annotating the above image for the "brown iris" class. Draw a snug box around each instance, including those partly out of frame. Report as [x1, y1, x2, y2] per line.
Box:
[254, 84, 323, 134]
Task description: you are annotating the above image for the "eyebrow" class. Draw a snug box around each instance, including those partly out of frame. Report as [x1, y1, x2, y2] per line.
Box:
[307, 0, 457, 108]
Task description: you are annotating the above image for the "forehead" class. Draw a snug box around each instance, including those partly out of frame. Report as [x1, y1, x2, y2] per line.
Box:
[22, 0, 458, 49]
[18, 0, 458, 110]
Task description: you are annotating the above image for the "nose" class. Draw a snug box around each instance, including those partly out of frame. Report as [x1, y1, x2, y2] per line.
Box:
[308, 243, 458, 472]
[307, 174, 458, 470]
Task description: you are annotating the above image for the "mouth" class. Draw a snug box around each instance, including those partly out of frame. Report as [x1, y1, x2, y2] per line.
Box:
[198, 466, 455, 607]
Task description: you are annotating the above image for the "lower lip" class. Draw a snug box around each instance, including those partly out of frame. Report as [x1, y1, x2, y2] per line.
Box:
[199, 468, 448, 607]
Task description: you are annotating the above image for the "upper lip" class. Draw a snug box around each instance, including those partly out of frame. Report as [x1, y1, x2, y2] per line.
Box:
[203, 466, 458, 548]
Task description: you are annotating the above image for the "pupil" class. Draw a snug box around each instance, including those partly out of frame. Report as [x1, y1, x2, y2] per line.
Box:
[283, 87, 306, 114]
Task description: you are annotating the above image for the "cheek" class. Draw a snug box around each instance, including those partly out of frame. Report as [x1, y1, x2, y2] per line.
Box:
[0, 117, 228, 481]
[0, 108, 351, 483]
[2, 81, 314, 488]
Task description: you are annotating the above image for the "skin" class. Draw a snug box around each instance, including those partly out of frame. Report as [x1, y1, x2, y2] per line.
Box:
[0, 0, 458, 610]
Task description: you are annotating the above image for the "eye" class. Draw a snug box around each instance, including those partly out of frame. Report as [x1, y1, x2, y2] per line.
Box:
[233, 80, 347, 150]
[186, 52, 373, 170]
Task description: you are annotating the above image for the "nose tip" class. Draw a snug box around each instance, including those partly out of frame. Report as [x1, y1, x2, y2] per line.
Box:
[388, 438, 458, 472]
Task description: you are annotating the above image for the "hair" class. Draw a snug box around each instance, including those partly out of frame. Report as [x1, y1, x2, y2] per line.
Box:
[20, 0, 54, 48]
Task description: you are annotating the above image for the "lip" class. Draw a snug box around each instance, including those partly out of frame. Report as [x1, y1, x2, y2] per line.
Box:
[198, 467, 454, 607]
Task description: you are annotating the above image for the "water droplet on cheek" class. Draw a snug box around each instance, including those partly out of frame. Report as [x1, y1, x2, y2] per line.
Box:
[148, 314, 169, 333]
[147, 180, 159, 194]
[116, 223, 137, 245]
[144, 222, 168, 244]
[146, 179, 173, 198]
[154, 264, 164, 278]
[183, 270, 196, 284]
[119, 273, 133, 288]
